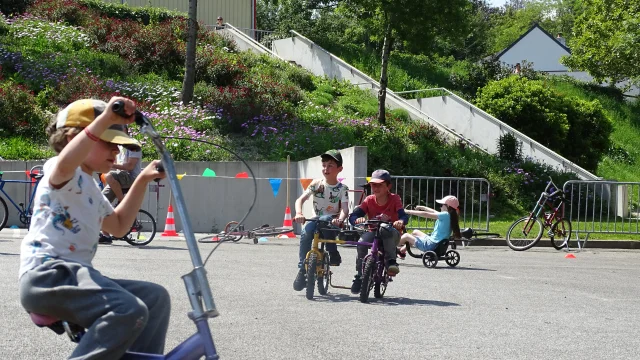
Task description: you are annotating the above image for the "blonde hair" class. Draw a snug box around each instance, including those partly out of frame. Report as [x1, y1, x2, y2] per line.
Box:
[46, 115, 82, 154]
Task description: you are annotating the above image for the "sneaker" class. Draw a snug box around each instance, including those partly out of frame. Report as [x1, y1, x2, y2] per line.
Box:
[293, 269, 306, 291]
[387, 260, 400, 276]
[98, 233, 112, 245]
[396, 248, 406, 260]
[329, 251, 342, 266]
[350, 275, 362, 294]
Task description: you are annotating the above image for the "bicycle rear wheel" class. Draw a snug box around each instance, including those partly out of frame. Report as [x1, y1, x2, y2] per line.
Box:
[252, 225, 293, 237]
[0, 197, 8, 231]
[550, 219, 572, 250]
[506, 216, 543, 251]
[123, 210, 156, 246]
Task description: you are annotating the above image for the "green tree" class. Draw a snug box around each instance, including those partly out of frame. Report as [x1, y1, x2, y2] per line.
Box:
[562, 0, 640, 87]
[181, 0, 198, 104]
[343, 0, 469, 124]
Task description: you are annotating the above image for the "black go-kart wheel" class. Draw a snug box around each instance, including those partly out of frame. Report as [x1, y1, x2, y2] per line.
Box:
[445, 250, 460, 267]
[422, 251, 438, 268]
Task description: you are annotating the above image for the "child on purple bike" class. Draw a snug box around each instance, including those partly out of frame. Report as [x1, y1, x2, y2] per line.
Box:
[348, 170, 408, 294]
[397, 195, 462, 257]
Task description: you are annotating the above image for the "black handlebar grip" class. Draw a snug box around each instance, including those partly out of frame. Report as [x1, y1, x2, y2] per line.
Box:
[154, 163, 165, 182]
[111, 100, 127, 117]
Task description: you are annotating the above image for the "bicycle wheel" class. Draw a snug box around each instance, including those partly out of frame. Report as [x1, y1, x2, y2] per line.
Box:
[317, 252, 330, 296]
[359, 257, 375, 303]
[550, 219, 572, 250]
[306, 254, 317, 300]
[252, 225, 293, 237]
[506, 216, 543, 251]
[0, 196, 8, 231]
[123, 210, 156, 246]
[374, 265, 387, 299]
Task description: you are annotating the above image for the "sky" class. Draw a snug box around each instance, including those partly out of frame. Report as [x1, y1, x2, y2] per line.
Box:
[489, 0, 510, 7]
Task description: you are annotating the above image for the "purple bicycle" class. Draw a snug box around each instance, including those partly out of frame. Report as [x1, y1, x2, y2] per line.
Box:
[353, 219, 396, 303]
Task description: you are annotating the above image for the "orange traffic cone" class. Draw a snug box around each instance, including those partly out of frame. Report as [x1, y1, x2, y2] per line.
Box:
[161, 203, 179, 237]
[278, 206, 296, 238]
[565, 253, 576, 259]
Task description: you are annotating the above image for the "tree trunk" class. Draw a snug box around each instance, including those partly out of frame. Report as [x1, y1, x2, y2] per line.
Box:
[377, 16, 393, 125]
[181, 0, 198, 104]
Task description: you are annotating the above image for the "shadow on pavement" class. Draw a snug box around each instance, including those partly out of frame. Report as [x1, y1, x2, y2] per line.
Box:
[109, 244, 188, 251]
[399, 263, 496, 271]
[0, 252, 19, 256]
[312, 293, 460, 307]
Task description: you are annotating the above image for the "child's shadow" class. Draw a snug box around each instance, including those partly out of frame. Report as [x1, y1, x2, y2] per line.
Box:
[312, 293, 459, 307]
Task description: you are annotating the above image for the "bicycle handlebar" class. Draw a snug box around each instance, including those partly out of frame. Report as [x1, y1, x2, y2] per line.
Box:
[113, 100, 219, 319]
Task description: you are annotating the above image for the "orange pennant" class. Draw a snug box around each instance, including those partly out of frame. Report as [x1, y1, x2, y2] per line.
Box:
[235, 172, 249, 178]
[300, 178, 313, 190]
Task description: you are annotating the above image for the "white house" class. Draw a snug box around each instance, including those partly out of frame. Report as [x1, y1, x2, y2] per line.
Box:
[497, 24, 638, 98]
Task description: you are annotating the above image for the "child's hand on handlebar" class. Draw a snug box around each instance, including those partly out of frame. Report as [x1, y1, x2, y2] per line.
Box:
[294, 214, 306, 224]
[393, 220, 404, 231]
[140, 160, 166, 183]
[331, 218, 344, 227]
[355, 217, 367, 224]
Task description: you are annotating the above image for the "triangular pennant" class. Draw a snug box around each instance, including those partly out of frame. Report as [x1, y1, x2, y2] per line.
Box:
[300, 178, 313, 190]
[338, 177, 345, 183]
[366, 177, 371, 183]
[177, 173, 187, 180]
[269, 178, 282, 198]
[236, 172, 249, 178]
[202, 168, 216, 177]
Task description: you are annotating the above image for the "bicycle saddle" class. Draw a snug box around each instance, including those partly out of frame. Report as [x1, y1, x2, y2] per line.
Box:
[460, 228, 474, 239]
[29, 173, 43, 180]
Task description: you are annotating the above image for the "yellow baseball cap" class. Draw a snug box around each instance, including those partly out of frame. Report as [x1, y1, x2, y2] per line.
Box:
[55, 99, 141, 151]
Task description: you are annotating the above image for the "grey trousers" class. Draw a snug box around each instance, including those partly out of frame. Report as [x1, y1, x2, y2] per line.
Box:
[355, 225, 400, 274]
[20, 259, 171, 360]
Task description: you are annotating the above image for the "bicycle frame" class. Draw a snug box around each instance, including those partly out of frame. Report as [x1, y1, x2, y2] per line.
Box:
[120, 108, 220, 359]
[523, 179, 565, 234]
[0, 175, 41, 219]
[306, 221, 370, 290]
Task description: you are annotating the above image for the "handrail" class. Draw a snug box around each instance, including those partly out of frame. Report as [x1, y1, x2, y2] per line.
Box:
[223, 23, 285, 61]
[287, 31, 489, 154]
[417, 88, 599, 180]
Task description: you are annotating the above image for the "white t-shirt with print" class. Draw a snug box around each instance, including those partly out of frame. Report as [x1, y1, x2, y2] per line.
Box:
[19, 157, 114, 278]
[303, 178, 349, 217]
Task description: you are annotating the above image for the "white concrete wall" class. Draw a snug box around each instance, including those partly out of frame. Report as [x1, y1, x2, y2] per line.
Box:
[271, 33, 474, 148]
[499, 27, 570, 72]
[0, 147, 367, 234]
[407, 94, 599, 180]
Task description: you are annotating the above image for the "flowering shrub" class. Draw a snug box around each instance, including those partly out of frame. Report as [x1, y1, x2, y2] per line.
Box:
[8, 15, 93, 51]
[0, 80, 49, 140]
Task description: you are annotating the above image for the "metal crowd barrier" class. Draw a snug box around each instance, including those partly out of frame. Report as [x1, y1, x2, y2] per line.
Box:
[563, 180, 640, 248]
[391, 176, 491, 232]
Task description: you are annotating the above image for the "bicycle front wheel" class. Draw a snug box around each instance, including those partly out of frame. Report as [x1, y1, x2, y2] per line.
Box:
[550, 219, 572, 250]
[0, 196, 8, 231]
[123, 210, 156, 246]
[506, 216, 543, 251]
[252, 225, 293, 237]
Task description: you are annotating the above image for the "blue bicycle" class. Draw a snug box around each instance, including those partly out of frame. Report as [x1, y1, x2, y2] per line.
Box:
[0, 165, 44, 231]
[27, 102, 235, 359]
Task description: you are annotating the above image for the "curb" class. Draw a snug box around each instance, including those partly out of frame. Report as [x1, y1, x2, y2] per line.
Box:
[460, 238, 640, 250]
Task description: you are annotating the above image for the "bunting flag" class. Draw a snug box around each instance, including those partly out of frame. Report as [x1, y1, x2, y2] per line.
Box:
[338, 177, 345, 183]
[177, 173, 186, 180]
[202, 168, 216, 177]
[300, 178, 313, 190]
[366, 177, 371, 183]
[235, 172, 249, 178]
[269, 178, 282, 198]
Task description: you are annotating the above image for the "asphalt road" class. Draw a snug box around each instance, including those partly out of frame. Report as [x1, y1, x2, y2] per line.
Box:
[1, 230, 639, 359]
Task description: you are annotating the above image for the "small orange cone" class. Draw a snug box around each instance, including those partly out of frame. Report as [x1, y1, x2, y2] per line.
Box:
[565, 253, 576, 259]
[278, 206, 296, 238]
[161, 203, 179, 237]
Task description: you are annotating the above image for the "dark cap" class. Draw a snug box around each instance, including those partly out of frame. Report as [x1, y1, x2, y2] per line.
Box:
[321, 149, 343, 167]
[217, 16, 223, 20]
[368, 169, 391, 183]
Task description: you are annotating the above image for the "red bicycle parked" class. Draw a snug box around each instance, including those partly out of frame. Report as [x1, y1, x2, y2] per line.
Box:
[506, 177, 572, 251]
